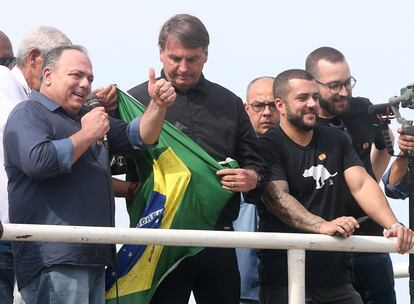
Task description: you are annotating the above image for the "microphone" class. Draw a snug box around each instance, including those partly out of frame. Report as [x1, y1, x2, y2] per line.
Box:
[86, 94, 108, 148]
[367, 103, 394, 115]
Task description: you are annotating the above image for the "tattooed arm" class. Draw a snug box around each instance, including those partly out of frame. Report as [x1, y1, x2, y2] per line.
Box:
[263, 180, 359, 237]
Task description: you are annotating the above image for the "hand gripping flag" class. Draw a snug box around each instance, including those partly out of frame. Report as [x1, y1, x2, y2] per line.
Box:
[105, 88, 236, 304]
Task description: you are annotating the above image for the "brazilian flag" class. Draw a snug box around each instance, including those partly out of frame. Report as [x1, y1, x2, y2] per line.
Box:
[105, 88, 236, 304]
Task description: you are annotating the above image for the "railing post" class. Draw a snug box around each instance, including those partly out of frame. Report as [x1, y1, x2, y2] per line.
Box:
[288, 249, 305, 304]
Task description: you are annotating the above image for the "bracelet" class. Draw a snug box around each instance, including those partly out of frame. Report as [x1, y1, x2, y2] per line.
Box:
[388, 222, 405, 230]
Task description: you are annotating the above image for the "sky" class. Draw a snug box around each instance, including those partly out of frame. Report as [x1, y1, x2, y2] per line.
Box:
[3, 0, 414, 302]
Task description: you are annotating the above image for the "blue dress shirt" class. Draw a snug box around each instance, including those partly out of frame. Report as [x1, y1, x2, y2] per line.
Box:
[3, 91, 148, 289]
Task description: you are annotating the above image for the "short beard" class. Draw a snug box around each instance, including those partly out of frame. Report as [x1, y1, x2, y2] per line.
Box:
[287, 112, 315, 131]
[319, 95, 350, 117]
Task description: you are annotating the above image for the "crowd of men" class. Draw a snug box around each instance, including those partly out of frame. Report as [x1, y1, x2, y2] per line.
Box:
[1, 13, 414, 304]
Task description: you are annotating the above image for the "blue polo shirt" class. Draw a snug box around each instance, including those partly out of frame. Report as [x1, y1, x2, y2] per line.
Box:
[3, 91, 146, 289]
[382, 168, 409, 200]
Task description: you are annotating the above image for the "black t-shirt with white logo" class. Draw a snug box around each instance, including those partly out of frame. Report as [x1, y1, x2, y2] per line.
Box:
[257, 124, 362, 287]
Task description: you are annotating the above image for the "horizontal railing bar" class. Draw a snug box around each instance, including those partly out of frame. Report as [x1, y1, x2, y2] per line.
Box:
[1, 223, 413, 254]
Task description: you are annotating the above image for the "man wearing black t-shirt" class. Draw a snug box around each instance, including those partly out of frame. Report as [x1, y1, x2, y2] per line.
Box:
[257, 69, 413, 304]
[306, 47, 395, 303]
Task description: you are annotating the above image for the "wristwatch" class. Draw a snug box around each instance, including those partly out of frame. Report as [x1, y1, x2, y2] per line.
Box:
[256, 173, 264, 191]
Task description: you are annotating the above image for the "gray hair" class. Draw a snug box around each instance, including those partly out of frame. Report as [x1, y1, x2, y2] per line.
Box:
[158, 14, 209, 50]
[16, 26, 72, 66]
[40, 45, 88, 81]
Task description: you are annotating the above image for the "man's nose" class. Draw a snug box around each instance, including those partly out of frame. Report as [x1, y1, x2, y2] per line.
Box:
[178, 60, 190, 73]
[307, 97, 317, 108]
[79, 77, 91, 90]
[262, 104, 273, 115]
[338, 84, 350, 97]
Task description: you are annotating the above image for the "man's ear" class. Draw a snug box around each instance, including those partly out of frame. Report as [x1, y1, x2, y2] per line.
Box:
[42, 68, 52, 86]
[275, 98, 285, 114]
[203, 49, 208, 63]
[28, 48, 41, 67]
[159, 47, 164, 62]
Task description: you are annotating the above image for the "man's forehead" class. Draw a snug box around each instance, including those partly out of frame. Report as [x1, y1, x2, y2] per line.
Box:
[164, 36, 206, 55]
[249, 92, 274, 102]
[57, 50, 92, 71]
[289, 78, 318, 94]
[316, 59, 350, 78]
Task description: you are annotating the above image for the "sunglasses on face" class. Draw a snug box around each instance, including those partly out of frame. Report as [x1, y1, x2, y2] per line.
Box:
[0, 56, 17, 69]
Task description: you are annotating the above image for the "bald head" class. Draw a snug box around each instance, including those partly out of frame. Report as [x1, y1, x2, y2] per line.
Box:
[0, 31, 15, 70]
[246, 77, 274, 102]
[0, 31, 13, 57]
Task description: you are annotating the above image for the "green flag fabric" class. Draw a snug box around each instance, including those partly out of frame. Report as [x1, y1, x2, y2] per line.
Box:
[105, 88, 236, 304]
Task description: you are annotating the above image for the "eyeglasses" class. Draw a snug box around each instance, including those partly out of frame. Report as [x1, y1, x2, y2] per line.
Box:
[249, 101, 277, 113]
[0, 56, 17, 69]
[315, 76, 356, 94]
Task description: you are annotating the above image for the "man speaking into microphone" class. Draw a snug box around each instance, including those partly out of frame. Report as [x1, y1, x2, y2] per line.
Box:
[3, 45, 175, 304]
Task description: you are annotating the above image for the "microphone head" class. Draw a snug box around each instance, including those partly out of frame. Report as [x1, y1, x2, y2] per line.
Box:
[86, 94, 101, 109]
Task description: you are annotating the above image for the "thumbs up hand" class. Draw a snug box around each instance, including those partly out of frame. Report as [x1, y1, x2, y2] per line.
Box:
[147, 68, 176, 108]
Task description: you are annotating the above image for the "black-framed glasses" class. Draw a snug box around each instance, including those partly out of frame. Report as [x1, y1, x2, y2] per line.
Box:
[250, 101, 277, 113]
[315, 76, 356, 94]
[0, 56, 17, 69]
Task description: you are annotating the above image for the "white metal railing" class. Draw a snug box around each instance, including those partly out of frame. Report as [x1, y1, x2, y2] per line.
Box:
[1, 223, 411, 304]
[394, 262, 409, 278]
